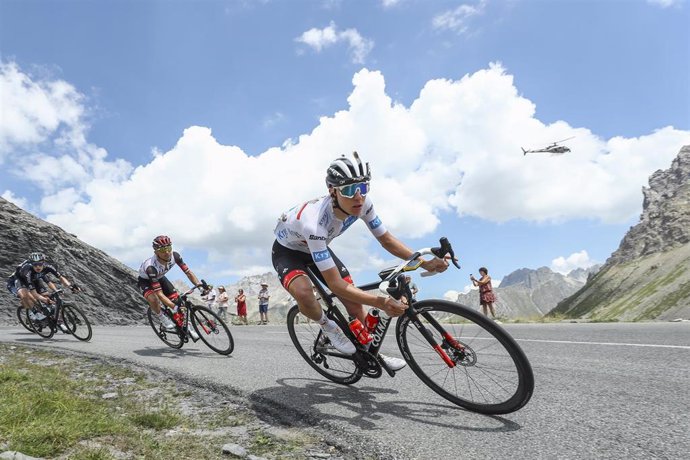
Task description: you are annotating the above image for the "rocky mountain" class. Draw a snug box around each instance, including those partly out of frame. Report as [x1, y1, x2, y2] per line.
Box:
[552, 145, 690, 321]
[454, 266, 599, 319]
[1, 197, 146, 326]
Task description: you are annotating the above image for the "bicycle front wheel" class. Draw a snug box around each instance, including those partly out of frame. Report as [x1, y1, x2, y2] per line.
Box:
[62, 304, 93, 342]
[190, 306, 234, 355]
[147, 307, 183, 349]
[397, 300, 534, 414]
[16, 306, 35, 333]
[286, 305, 362, 385]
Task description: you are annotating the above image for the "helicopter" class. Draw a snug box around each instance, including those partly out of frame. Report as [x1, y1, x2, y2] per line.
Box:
[522, 137, 574, 156]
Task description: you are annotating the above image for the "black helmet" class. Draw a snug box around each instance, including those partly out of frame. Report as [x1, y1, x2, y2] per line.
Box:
[152, 235, 172, 249]
[29, 252, 46, 264]
[325, 151, 371, 187]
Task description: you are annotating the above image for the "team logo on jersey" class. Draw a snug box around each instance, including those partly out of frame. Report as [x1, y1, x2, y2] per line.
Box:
[312, 250, 331, 262]
[365, 204, 373, 216]
[369, 216, 382, 230]
[309, 235, 326, 241]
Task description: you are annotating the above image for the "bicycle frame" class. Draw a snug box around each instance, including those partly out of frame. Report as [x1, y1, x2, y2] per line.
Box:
[164, 285, 218, 340]
[304, 237, 463, 375]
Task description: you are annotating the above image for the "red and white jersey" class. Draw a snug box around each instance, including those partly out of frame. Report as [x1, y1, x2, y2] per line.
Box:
[274, 194, 387, 271]
[138, 252, 189, 281]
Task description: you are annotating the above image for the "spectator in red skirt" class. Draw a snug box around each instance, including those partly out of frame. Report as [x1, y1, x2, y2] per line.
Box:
[235, 288, 248, 325]
[470, 267, 498, 321]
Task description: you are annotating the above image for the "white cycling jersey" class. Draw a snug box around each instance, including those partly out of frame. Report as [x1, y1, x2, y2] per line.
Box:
[274, 194, 387, 271]
[138, 251, 189, 281]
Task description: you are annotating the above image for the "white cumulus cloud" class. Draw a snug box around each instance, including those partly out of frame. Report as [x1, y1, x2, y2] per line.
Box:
[295, 21, 374, 64]
[2, 60, 689, 275]
[432, 0, 487, 35]
[551, 250, 597, 274]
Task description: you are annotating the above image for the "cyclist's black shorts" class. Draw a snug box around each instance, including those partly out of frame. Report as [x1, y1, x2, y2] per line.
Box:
[6, 276, 48, 297]
[271, 240, 352, 290]
[137, 275, 178, 301]
[6, 276, 21, 297]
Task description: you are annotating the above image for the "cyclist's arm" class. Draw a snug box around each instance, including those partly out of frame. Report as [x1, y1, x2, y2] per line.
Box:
[321, 267, 388, 309]
[173, 251, 201, 287]
[57, 275, 73, 289]
[376, 231, 449, 273]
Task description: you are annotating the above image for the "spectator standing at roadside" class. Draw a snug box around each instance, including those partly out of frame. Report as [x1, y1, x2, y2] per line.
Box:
[216, 286, 229, 321]
[258, 282, 270, 325]
[235, 288, 248, 325]
[470, 267, 498, 322]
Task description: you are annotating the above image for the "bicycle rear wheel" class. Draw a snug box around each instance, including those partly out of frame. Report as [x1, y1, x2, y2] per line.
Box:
[147, 307, 183, 349]
[397, 300, 534, 414]
[286, 305, 362, 385]
[62, 304, 92, 342]
[189, 306, 234, 355]
[16, 306, 35, 333]
[29, 307, 54, 339]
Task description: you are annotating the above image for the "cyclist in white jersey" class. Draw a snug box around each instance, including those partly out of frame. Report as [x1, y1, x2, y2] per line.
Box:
[138, 235, 208, 338]
[272, 152, 449, 370]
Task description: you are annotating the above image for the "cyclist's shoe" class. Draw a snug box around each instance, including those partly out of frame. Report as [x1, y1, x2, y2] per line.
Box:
[58, 322, 70, 333]
[159, 314, 176, 331]
[379, 354, 407, 371]
[29, 309, 46, 322]
[187, 327, 199, 341]
[321, 322, 356, 355]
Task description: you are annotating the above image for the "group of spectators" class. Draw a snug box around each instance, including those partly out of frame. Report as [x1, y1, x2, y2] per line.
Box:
[201, 283, 271, 325]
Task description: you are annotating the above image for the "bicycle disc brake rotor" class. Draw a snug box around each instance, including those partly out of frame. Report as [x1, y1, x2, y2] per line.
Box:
[445, 340, 477, 367]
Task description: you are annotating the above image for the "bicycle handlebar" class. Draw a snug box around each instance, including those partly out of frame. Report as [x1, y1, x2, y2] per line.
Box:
[378, 236, 460, 297]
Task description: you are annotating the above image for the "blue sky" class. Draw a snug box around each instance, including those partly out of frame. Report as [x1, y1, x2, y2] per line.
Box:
[1, 0, 689, 299]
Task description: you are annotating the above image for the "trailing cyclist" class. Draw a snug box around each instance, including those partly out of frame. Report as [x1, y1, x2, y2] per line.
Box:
[272, 152, 449, 371]
[138, 235, 209, 341]
[6, 252, 80, 330]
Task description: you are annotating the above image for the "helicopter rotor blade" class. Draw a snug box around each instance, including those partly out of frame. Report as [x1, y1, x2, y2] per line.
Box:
[554, 136, 575, 144]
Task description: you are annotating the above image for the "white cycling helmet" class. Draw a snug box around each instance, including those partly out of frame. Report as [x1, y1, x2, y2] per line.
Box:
[325, 151, 371, 187]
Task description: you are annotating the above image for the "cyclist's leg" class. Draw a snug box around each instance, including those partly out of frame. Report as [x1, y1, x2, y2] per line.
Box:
[17, 287, 35, 310]
[139, 278, 163, 314]
[319, 250, 366, 323]
[159, 277, 179, 304]
[272, 241, 323, 321]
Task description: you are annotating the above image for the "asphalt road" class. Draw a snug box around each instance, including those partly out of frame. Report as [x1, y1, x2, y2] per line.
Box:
[1, 322, 688, 459]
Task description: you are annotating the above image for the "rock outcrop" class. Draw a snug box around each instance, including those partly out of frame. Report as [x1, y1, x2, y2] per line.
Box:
[1, 197, 146, 325]
[552, 145, 690, 321]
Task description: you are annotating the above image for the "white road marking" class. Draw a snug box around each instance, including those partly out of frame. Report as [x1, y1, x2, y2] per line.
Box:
[515, 338, 690, 350]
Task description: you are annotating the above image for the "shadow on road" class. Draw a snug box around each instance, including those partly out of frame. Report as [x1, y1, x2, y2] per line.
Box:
[15, 336, 76, 344]
[249, 377, 520, 433]
[131, 346, 208, 358]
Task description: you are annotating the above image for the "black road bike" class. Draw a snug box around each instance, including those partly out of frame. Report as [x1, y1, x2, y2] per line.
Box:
[287, 238, 534, 415]
[147, 285, 234, 356]
[25, 289, 93, 341]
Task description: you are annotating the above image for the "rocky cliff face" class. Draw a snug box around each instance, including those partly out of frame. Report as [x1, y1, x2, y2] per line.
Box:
[1, 197, 146, 325]
[553, 145, 690, 321]
[455, 266, 598, 318]
[608, 146, 690, 264]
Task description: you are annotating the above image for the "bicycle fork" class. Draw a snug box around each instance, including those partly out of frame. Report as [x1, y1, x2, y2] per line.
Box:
[408, 310, 464, 368]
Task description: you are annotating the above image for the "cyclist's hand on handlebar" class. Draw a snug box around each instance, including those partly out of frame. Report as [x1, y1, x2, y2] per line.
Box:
[382, 296, 407, 317]
[421, 256, 451, 274]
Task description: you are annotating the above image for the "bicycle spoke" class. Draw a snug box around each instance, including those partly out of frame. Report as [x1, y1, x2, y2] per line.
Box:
[190, 306, 234, 355]
[287, 306, 361, 385]
[398, 300, 533, 414]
